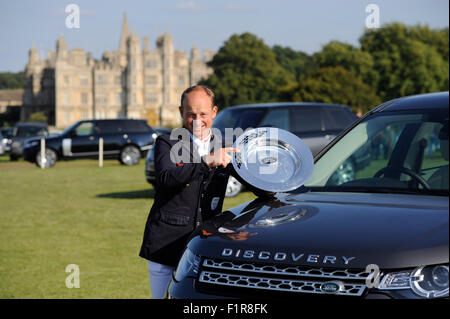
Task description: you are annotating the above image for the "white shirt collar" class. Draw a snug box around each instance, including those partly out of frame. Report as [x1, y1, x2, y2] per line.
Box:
[189, 130, 211, 157]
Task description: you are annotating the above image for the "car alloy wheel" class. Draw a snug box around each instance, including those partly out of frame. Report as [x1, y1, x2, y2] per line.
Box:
[120, 145, 140, 166]
[36, 148, 57, 168]
[225, 176, 243, 197]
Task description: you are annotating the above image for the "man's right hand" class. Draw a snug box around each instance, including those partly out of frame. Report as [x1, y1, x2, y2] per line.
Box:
[203, 147, 239, 168]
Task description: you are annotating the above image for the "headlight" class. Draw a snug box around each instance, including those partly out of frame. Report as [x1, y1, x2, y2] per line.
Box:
[174, 248, 201, 282]
[410, 265, 449, 298]
[379, 264, 449, 298]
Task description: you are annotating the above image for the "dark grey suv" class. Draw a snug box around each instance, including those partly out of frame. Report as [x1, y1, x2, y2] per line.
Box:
[213, 102, 358, 156]
[23, 119, 155, 167]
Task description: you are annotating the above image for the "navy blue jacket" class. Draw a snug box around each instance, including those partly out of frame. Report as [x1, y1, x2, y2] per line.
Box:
[139, 129, 231, 267]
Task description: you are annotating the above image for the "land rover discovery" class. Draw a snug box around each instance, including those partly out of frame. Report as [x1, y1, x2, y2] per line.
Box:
[168, 92, 449, 299]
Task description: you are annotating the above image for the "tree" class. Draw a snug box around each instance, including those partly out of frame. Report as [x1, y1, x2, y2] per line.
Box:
[272, 45, 316, 81]
[408, 25, 449, 62]
[28, 112, 47, 123]
[279, 66, 381, 114]
[360, 23, 449, 100]
[313, 41, 378, 87]
[0, 72, 24, 89]
[200, 33, 295, 109]
[145, 109, 159, 127]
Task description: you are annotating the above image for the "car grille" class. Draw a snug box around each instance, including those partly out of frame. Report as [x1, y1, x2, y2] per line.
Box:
[198, 258, 369, 296]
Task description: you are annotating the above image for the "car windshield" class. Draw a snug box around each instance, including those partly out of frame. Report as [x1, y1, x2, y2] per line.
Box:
[60, 122, 81, 136]
[304, 108, 449, 195]
[13, 125, 47, 137]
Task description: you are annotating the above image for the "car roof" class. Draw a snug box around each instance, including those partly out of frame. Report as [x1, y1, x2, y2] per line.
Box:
[222, 102, 351, 110]
[377, 91, 449, 112]
[16, 122, 48, 127]
[81, 118, 145, 122]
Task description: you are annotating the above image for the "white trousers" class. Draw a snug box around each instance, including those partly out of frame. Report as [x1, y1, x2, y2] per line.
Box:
[147, 260, 174, 299]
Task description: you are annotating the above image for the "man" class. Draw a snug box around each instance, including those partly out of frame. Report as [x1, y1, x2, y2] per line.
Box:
[139, 85, 237, 298]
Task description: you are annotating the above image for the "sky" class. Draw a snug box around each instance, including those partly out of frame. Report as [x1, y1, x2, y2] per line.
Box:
[0, 0, 448, 72]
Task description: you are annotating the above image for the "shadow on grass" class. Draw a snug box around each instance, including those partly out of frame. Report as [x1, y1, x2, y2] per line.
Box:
[0, 156, 11, 163]
[96, 188, 155, 199]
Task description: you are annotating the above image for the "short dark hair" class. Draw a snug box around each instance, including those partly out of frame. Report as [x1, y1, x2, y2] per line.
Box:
[180, 85, 215, 108]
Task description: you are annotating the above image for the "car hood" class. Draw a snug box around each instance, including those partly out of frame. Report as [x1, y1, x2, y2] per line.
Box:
[189, 191, 449, 269]
[23, 135, 60, 145]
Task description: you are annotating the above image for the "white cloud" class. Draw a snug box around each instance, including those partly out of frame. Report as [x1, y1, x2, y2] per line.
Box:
[223, 3, 247, 12]
[175, 1, 201, 10]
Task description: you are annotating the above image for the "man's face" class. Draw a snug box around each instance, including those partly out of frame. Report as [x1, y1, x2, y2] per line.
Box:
[179, 90, 218, 139]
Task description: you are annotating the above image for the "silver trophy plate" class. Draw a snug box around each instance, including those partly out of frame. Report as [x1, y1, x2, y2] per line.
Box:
[232, 127, 314, 193]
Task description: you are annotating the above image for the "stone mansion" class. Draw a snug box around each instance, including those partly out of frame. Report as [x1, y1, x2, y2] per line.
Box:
[21, 14, 214, 129]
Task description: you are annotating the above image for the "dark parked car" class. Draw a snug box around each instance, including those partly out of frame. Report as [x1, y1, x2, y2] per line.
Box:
[212, 102, 358, 156]
[145, 127, 171, 185]
[0, 127, 13, 155]
[23, 119, 156, 167]
[152, 127, 171, 138]
[9, 122, 49, 160]
[145, 103, 359, 197]
[168, 92, 449, 299]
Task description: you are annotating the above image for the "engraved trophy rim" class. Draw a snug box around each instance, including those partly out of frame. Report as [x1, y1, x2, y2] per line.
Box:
[232, 127, 314, 193]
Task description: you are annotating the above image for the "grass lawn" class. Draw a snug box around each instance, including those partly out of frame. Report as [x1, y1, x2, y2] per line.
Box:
[0, 155, 255, 298]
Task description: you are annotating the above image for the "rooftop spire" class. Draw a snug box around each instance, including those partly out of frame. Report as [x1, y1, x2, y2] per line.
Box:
[119, 12, 129, 51]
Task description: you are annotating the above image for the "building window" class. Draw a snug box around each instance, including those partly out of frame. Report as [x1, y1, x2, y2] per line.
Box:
[95, 111, 107, 119]
[95, 93, 108, 105]
[81, 93, 88, 105]
[64, 75, 69, 85]
[128, 93, 138, 104]
[145, 93, 158, 105]
[65, 111, 70, 124]
[63, 92, 69, 105]
[115, 93, 121, 106]
[145, 59, 158, 69]
[178, 75, 185, 86]
[96, 75, 107, 85]
[80, 75, 88, 86]
[115, 75, 121, 85]
[81, 110, 88, 120]
[146, 75, 158, 85]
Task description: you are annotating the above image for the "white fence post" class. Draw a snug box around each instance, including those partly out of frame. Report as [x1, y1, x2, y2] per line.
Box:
[99, 137, 103, 167]
[40, 138, 46, 169]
